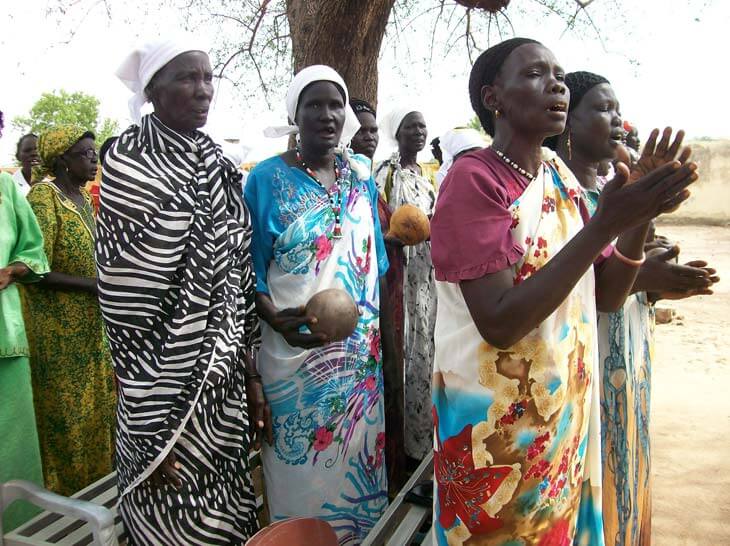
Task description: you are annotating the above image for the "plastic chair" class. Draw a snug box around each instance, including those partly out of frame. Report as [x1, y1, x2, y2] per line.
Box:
[246, 517, 338, 546]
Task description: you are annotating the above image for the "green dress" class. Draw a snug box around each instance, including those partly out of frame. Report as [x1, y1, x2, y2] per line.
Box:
[0, 172, 49, 531]
[23, 182, 116, 496]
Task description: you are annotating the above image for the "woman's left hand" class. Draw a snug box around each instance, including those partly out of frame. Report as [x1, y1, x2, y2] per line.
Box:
[245, 353, 272, 450]
[629, 127, 692, 184]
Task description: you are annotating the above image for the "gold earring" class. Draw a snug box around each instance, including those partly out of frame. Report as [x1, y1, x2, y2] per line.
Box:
[495, 109, 501, 119]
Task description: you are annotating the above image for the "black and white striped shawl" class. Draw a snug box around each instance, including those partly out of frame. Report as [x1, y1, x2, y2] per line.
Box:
[95, 114, 260, 499]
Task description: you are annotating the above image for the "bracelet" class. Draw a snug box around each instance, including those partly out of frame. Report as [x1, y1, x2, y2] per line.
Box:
[244, 370, 262, 381]
[613, 246, 646, 267]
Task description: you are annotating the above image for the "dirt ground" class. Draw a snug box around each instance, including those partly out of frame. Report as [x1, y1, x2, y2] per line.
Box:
[650, 223, 730, 545]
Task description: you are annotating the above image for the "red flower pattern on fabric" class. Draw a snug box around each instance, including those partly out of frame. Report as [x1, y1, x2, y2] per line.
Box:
[525, 459, 551, 480]
[527, 432, 550, 461]
[314, 234, 333, 262]
[514, 262, 537, 285]
[499, 400, 527, 426]
[538, 518, 571, 546]
[433, 409, 512, 535]
[313, 426, 334, 452]
[365, 375, 377, 391]
[369, 331, 381, 358]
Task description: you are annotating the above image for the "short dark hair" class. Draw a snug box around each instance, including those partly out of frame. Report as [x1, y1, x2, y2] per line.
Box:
[468, 37, 541, 136]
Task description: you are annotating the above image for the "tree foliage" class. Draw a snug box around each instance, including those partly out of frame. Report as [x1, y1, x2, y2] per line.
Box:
[12, 90, 119, 147]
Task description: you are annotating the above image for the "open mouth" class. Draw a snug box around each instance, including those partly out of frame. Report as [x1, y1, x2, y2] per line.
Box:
[547, 103, 568, 113]
[610, 131, 625, 142]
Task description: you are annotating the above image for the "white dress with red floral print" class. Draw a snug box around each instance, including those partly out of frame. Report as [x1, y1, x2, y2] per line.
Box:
[431, 153, 604, 545]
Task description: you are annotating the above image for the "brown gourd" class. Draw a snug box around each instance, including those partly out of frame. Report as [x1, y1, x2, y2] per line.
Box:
[387, 203, 430, 245]
[305, 288, 359, 342]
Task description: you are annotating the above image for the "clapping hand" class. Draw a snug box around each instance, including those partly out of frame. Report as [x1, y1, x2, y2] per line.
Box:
[638, 245, 719, 301]
[629, 127, 692, 184]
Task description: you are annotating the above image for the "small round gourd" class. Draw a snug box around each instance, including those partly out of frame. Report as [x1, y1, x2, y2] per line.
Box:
[387, 204, 430, 245]
[305, 289, 359, 341]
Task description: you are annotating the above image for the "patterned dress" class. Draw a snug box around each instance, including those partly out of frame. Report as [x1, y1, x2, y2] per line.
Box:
[245, 153, 389, 545]
[96, 115, 260, 545]
[585, 182, 653, 546]
[375, 154, 438, 460]
[0, 172, 48, 531]
[430, 148, 604, 545]
[22, 182, 116, 496]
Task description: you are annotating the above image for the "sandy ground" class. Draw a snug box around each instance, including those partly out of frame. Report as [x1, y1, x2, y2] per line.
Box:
[650, 224, 730, 545]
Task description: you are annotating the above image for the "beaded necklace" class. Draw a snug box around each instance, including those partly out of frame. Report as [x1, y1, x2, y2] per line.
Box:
[296, 147, 344, 239]
[493, 148, 536, 182]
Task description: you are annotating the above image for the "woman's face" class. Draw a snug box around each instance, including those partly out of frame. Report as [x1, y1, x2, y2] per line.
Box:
[350, 111, 379, 159]
[569, 83, 623, 163]
[296, 81, 346, 154]
[486, 43, 569, 140]
[396, 112, 427, 155]
[18, 135, 40, 168]
[63, 137, 98, 183]
[147, 51, 214, 133]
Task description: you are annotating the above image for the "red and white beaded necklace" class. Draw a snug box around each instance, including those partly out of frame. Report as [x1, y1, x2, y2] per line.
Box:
[296, 147, 344, 239]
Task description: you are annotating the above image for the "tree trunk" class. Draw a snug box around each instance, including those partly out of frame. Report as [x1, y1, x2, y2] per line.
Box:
[286, 0, 395, 108]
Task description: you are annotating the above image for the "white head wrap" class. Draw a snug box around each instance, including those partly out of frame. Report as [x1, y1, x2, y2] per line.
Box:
[116, 37, 208, 123]
[263, 65, 360, 147]
[436, 128, 489, 185]
[381, 106, 421, 150]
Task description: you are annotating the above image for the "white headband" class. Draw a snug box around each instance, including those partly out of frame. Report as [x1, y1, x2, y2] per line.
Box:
[264, 64, 360, 147]
[116, 37, 208, 123]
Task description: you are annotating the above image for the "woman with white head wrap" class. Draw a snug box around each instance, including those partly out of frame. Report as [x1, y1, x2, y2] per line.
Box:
[435, 127, 489, 184]
[97, 38, 263, 545]
[245, 65, 390, 543]
[374, 107, 438, 463]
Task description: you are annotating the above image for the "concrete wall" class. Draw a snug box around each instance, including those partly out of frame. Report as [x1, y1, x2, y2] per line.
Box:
[671, 139, 730, 223]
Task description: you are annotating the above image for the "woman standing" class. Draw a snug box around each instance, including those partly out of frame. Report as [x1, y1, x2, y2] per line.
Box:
[246, 66, 389, 544]
[0, 112, 49, 531]
[375, 107, 437, 462]
[23, 125, 115, 496]
[350, 98, 407, 493]
[430, 38, 698, 545]
[549, 71, 717, 546]
[13, 133, 39, 195]
[97, 40, 263, 545]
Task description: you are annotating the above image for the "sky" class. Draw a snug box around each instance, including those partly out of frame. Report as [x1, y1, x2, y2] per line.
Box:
[0, 0, 727, 165]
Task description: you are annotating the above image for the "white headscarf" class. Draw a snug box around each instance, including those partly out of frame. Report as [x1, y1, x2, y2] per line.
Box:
[436, 128, 489, 184]
[381, 106, 422, 150]
[116, 37, 208, 123]
[264, 65, 360, 147]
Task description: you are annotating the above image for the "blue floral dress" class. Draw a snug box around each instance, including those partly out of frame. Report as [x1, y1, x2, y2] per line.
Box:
[245, 153, 389, 545]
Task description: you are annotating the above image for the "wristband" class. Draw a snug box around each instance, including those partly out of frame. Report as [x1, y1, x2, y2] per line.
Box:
[613, 246, 645, 267]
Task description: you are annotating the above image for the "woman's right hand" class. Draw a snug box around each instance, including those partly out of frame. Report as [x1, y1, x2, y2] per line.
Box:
[269, 306, 329, 349]
[384, 234, 405, 248]
[636, 246, 717, 296]
[149, 450, 183, 489]
[593, 160, 698, 240]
